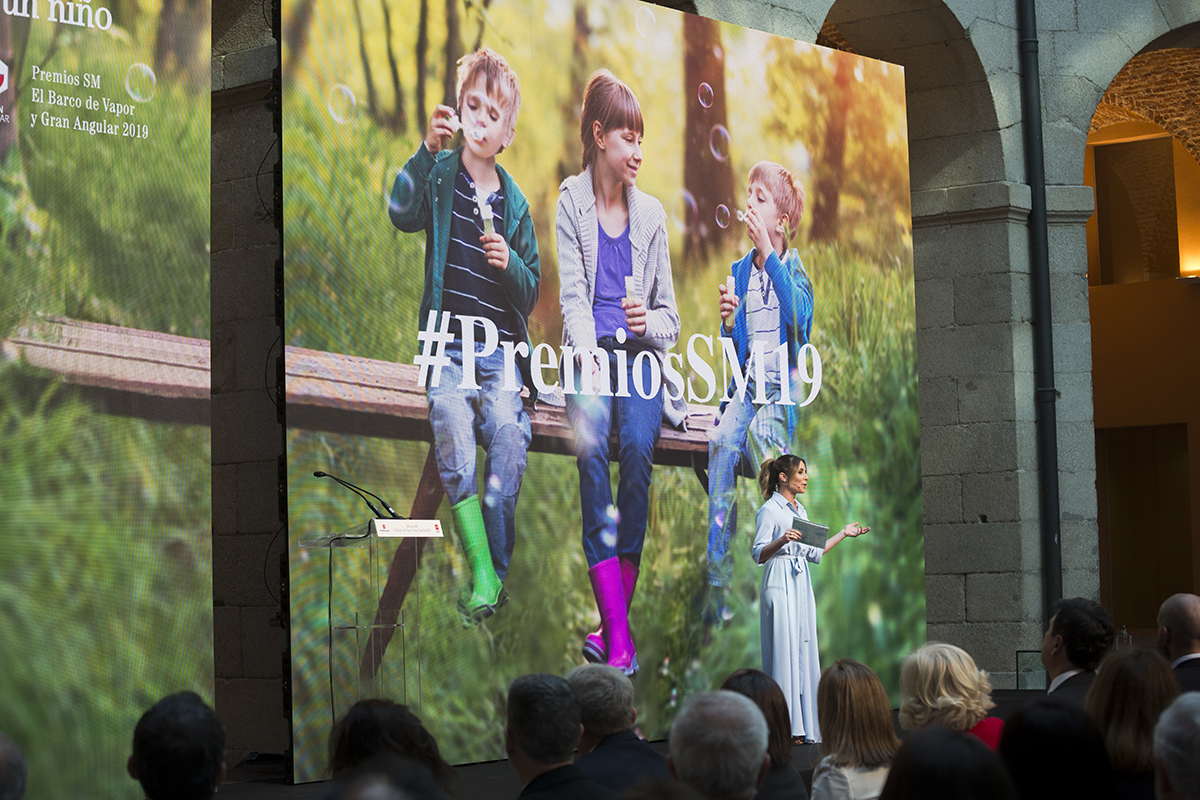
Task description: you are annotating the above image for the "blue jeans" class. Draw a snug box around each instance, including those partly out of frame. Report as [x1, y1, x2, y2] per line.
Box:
[707, 377, 791, 586]
[427, 345, 531, 580]
[566, 338, 662, 568]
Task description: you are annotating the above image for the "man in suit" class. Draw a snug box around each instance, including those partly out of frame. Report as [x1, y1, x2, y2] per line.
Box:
[1153, 693, 1200, 800]
[1040, 597, 1115, 707]
[1158, 593, 1200, 692]
[566, 664, 670, 792]
[127, 692, 226, 800]
[668, 691, 770, 800]
[505, 673, 613, 800]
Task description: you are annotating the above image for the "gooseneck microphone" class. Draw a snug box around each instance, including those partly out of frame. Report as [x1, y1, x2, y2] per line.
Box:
[313, 471, 403, 518]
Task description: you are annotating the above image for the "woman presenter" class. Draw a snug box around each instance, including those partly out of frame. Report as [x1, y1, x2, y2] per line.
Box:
[753, 454, 868, 742]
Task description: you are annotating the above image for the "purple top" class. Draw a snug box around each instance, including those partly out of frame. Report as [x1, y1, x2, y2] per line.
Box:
[593, 222, 632, 339]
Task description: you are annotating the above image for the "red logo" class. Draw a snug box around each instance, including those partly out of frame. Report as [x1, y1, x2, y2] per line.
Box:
[0, 61, 8, 92]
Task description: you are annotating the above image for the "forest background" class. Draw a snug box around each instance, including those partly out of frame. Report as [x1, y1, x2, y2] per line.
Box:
[283, 0, 923, 780]
[0, 3, 212, 800]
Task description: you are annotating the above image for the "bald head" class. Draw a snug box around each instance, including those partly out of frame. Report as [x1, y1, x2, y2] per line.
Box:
[1158, 594, 1200, 661]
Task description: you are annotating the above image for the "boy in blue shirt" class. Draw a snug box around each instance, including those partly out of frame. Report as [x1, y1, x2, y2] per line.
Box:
[389, 47, 539, 626]
[705, 162, 813, 622]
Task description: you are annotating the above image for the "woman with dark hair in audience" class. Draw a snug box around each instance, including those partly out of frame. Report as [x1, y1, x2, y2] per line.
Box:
[997, 697, 1116, 800]
[898, 642, 1004, 749]
[810, 659, 900, 800]
[878, 727, 1017, 800]
[328, 699, 456, 793]
[720, 668, 809, 800]
[1084, 647, 1180, 800]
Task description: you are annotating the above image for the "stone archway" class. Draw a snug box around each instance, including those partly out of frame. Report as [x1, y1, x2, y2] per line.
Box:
[1085, 36, 1200, 631]
[821, 0, 1046, 685]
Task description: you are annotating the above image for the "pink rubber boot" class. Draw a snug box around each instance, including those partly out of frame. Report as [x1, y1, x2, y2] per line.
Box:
[588, 558, 638, 675]
[583, 559, 639, 663]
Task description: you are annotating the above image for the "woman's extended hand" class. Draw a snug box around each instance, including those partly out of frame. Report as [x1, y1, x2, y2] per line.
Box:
[840, 523, 870, 538]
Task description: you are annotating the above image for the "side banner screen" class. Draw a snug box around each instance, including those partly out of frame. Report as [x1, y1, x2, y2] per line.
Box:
[283, 0, 921, 780]
[0, 4, 212, 799]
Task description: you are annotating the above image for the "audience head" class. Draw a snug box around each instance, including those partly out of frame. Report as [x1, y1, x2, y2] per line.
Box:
[327, 699, 454, 790]
[1153, 692, 1200, 800]
[997, 698, 1115, 800]
[816, 659, 901, 769]
[720, 668, 792, 769]
[1157, 593, 1200, 662]
[505, 673, 581, 767]
[317, 755, 446, 800]
[1084, 646, 1179, 773]
[566, 664, 636, 752]
[127, 691, 226, 800]
[879, 726, 1017, 800]
[898, 642, 994, 732]
[668, 690, 769, 800]
[1042, 598, 1115, 677]
[0, 732, 27, 800]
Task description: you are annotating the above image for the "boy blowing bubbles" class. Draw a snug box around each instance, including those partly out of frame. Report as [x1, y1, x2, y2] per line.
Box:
[390, 47, 540, 627]
[705, 162, 814, 617]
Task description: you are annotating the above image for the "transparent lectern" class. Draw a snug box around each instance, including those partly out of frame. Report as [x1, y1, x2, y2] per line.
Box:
[298, 518, 443, 720]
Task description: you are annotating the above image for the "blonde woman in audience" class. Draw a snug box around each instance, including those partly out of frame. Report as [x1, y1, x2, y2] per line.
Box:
[810, 659, 901, 800]
[1085, 647, 1179, 800]
[898, 642, 1003, 749]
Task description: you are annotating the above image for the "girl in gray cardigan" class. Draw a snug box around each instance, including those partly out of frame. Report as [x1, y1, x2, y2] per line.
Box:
[557, 70, 680, 675]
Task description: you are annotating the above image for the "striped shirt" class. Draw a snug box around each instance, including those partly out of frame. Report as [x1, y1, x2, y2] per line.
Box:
[745, 262, 781, 384]
[442, 164, 515, 341]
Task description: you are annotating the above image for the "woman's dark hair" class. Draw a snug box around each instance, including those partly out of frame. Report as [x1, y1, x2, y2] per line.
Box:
[1084, 646, 1179, 773]
[998, 698, 1116, 800]
[757, 455, 805, 501]
[817, 659, 901, 769]
[327, 699, 455, 791]
[720, 668, 792, 767]
[879, 726, 1017, 800]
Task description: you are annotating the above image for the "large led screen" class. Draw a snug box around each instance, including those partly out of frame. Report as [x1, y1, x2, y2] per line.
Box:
[0, 4, 211, 799]
[284, 0, 921, 781]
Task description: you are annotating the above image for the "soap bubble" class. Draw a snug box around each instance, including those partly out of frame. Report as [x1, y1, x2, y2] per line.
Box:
[674, 190, 698, 234]
[387, 168, 416, 216]
[712, 45, 723, 60]
[697, 82, 714, 109]
[709, 125, 730, 162]
[714, 204, 731, 229]
[635, 6, 656, 37]
[125, 63, 156, 103]
[601, 527, 618, 548]
[327, 84, 357, 124]
[488, 474, 502, 491]
[605, 505, 621, 524]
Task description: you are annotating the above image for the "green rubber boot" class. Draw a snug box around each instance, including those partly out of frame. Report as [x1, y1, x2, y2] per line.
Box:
[451, 495, 507, 626]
